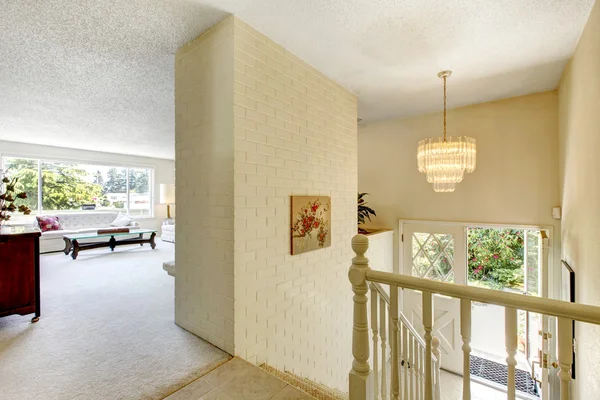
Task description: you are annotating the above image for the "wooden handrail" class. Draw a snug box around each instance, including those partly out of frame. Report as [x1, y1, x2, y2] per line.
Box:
[366, 269, 600, 325]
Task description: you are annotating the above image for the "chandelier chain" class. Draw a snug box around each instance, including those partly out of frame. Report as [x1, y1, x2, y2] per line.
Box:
[443, 76, 447, 142]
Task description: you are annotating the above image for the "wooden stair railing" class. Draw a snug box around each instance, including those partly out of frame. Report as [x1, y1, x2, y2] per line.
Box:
[349, 234, 600, 400]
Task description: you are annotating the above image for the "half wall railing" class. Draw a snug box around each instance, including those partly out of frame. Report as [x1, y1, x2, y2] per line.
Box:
[349, 234, 600, 400]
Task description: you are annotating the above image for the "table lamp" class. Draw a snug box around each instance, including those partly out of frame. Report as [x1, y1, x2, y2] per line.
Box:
[159, 184, 175, 219]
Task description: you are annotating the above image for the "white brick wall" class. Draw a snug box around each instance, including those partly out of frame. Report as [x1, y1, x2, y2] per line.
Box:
[175, 16, 357, 391]
[174, 18, 236, 354]
[232, 19, 357, 391]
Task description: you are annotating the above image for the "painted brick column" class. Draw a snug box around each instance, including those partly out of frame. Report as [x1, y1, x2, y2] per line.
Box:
[176, 16, 358, 391]
[175, 18, 236, 354]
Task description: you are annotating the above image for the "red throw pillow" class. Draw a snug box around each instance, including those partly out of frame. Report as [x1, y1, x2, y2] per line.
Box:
[36, 216, 62, 232]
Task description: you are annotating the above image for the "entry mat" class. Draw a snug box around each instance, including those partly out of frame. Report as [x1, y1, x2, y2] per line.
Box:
[470, 355, 539, 397]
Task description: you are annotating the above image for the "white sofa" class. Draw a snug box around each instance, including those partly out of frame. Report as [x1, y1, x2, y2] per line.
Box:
[35, 212, 140, 254]
[161, 221, 175, 243]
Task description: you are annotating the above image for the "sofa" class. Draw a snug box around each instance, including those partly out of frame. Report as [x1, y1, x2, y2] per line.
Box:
[34, 212, 140, 254]
[161, 220, 175, 243]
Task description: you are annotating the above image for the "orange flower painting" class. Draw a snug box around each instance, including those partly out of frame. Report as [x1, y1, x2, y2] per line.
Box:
[291, 196, 331, 255]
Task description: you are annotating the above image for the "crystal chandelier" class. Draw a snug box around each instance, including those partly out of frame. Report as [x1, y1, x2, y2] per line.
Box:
[417, 71, 476, 192]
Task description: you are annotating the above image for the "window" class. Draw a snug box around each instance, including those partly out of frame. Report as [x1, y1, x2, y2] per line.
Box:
[2, 157, 153, 217]
[3, 157, 39, 214]
[411, 232, 455, 283]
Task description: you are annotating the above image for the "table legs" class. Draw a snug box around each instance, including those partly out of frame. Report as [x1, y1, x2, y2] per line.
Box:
[71, 240, 80, 260]
[63, 237, 72, 255]
[109, 236, 117, 251]
[150, 232, 156, 249]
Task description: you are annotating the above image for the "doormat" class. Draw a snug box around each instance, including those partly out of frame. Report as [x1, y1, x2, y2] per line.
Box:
[470, 355, 539, 397]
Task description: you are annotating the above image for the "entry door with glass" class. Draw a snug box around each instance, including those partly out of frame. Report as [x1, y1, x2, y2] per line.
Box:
[524, 230, 552, 400]
[400, 222, 466, 374]
[466, 227, 552, 399]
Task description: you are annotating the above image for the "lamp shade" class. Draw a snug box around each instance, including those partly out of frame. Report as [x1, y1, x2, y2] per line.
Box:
[159, 184, 175, 204]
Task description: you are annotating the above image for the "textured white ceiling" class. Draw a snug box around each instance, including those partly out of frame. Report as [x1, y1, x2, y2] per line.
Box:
[0, 0, 595, 159]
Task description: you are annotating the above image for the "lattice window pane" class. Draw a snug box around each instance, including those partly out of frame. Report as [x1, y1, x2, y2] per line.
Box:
[434, 253, 454, 282]
[411, 232, 455, 282]
[413, 249, 431, 277]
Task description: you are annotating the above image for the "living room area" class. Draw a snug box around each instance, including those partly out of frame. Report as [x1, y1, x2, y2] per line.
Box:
[0, 139, 232, 399]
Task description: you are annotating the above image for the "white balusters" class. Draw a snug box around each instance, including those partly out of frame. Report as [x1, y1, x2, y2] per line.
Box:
[409, 336, 415, 400]
[371, 286, 380, 400]
[389, 303, 393, 398]
[460, 299, 471, 400]
[422, 292, 433, 400]
[349, 235, 373, 400]
[402, 322, 409, 400]
[557, 317, 573, 400]
[380, 297, 388, 400]
[390, 286, 400, 400]
[414, 335, 420, 400]
[432, 336, 441, 400]
[421, 346, 426, 398]
[505, 307, 518, 400]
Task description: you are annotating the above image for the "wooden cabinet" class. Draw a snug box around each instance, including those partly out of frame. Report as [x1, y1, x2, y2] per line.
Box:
[0, 226, 41, 322]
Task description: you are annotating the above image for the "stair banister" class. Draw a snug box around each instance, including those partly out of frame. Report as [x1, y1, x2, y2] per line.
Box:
[352, 236, 442, 400]
[350, 234, 600, 400]
[365, 269, 600, 324]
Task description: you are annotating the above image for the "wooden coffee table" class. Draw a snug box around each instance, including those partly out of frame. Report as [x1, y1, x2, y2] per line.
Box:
[63, 229, 157, 260]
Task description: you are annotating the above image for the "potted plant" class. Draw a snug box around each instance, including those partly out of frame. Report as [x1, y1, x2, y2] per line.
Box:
[0, 175, 32, 226]
[358, 192, 376, 234]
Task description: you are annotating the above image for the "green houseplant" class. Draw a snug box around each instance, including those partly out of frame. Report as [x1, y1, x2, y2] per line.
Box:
[358, 192, 376, 234]
[0, 175, 32, 226]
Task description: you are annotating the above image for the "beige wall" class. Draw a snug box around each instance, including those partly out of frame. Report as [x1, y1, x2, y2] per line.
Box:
[176, 16, 357, 390]
[358, 92, 562, 311]
[558, 1, 600, 398]
[359, 91, 560, 230]
[175, 18, 236, 353]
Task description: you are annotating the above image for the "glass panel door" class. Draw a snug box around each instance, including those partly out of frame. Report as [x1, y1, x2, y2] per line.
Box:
[524, 230, 542, 375]
[401, 222, 466, 374]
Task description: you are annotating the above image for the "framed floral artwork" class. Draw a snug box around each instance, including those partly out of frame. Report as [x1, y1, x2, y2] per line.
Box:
[291, 196, 331, 255]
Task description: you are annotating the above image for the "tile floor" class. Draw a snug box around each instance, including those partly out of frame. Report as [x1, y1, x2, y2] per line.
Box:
[441, 370, 505, 400]
[441, 370, 540, 400]
[165, 357, 536, 400]
[164, 358, 316, 400]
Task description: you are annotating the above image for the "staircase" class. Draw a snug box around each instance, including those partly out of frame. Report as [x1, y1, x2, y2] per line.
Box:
[348, 234, 600, 400]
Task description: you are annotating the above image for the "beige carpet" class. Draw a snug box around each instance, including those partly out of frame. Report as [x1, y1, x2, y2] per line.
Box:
[0, 242, 230, 400]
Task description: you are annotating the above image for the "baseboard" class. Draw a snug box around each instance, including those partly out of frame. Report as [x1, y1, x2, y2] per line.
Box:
[175, 318, 233, 356]
[259, 364, 347, 400]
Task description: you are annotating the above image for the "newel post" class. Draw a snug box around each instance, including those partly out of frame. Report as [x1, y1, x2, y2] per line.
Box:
[349, 234, 374, 400]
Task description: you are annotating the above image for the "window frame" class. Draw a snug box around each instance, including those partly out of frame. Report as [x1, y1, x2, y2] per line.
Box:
[1, 154, 155, 218]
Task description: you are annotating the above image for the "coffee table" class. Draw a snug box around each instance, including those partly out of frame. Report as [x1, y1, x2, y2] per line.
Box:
[63, 229, 157, 260]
